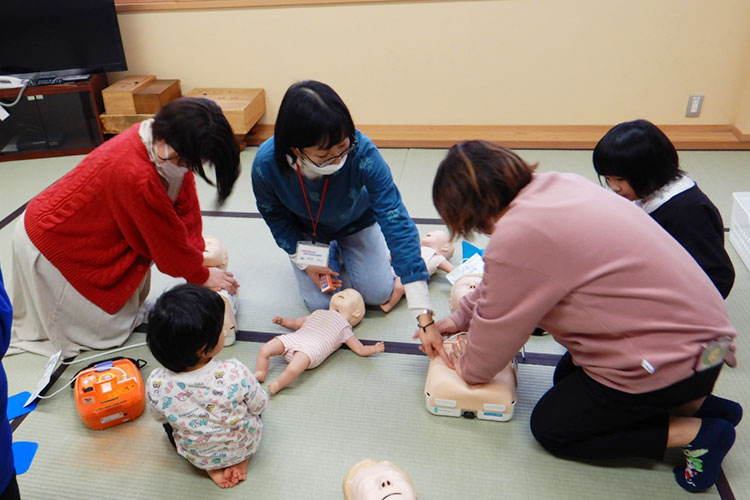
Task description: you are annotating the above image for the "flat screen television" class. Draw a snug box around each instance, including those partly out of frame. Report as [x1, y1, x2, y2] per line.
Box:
[0, 0, 127, 82]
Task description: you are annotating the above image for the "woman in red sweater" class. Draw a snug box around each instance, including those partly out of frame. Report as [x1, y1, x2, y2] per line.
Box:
[10, 97, 240, 358]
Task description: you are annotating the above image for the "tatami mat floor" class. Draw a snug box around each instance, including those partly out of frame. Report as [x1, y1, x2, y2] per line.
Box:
[2, 146, 749, 499]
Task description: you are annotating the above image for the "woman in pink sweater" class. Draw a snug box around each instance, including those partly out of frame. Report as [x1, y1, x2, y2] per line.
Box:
[10, 97, 240, 358]
[427, 140, 740, 493]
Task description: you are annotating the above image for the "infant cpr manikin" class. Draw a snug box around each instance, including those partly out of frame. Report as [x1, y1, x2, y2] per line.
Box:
[424, 336, 517, 421]
[343, 459, 417, 500]
[203, 235, 237, 346]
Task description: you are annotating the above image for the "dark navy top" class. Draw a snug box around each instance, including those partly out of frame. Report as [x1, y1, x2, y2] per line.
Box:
[650, 185, 734, 298]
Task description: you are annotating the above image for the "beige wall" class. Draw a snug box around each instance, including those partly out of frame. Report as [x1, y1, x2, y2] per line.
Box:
[113, 0, 750, 127]
[735, 26, 750, 136]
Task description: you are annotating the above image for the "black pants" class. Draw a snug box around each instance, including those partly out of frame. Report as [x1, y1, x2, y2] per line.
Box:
[163, 423, 177, 448]
[529, 352, 721, 460]
[0, 474, 20, 500]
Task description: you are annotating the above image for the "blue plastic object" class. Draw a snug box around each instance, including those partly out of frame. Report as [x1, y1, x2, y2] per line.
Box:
[461, 241, 485, 261]
[6, 392, 37, 421]
[95, 360, 114, 371]
[12, 441, 38, 474]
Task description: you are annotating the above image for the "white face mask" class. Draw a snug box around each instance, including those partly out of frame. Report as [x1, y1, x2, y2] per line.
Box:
[300, 154, 348, 176]
[154, 143, 188, 201]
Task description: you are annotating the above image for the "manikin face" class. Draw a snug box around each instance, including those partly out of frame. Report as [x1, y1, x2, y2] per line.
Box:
[604, 176, 638, 201]
[449, 274, 483, 313]
[345, 461, 417, 500]
[203, 236, 228, 269]
[421, 230, 454, 259]
[329, 289, 365, 327]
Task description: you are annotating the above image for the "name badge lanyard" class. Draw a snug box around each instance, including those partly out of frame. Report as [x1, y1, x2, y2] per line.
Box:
[296, 165, 330, 243]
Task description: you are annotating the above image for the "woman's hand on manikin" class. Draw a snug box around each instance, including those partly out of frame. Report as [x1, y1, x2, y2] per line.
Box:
[414, 318, 455, 369]
[202, 267, 240, 294]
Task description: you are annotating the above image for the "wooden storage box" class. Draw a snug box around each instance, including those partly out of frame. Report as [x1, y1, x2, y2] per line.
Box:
[100, 114, 155, 135]
[134, 79, 181, 114]
[186, 88, 265, 134]
[102, 75, 156, 114]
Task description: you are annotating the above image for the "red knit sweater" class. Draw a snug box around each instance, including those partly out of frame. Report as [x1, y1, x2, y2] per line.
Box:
[25, 124, 209, 314]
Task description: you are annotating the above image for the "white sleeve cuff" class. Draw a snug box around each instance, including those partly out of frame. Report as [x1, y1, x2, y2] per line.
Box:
[404, 280, 432, 314]
[290, 253, 308, 271]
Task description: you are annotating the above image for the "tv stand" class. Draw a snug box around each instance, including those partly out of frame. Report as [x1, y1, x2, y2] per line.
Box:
[0, 73, 107, 162]
[31, 74, 91, 86]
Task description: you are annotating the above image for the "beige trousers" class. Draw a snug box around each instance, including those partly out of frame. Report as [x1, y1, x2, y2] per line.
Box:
[9, 214, 150, 358]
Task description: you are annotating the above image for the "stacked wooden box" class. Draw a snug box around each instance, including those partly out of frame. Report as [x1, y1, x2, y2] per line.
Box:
[99, 77, 266, 142]
[100, 75, 181, 133]
[185, 88, 265, 136]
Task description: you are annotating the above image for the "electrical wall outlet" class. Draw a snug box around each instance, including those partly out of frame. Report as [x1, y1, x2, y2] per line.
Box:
[686, 95, 704, 117]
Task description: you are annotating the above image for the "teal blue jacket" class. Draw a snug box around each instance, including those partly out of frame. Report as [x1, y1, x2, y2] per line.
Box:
[252, 130, 428, 284]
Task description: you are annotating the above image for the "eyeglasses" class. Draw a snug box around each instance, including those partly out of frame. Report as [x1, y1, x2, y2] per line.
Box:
[300, 139, 357, 168]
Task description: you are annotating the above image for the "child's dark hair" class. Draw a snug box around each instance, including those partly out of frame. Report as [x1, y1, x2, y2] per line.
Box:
[593, 119, 684, 198]
[152, 97, 240, 204]
[273, 80, 356, 176]
[146, 284, 225, 373]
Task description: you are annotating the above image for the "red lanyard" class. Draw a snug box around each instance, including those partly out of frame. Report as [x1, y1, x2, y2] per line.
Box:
[296, 165, 330, 241]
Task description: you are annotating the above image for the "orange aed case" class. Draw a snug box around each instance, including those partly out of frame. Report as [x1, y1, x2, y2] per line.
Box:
[73, 358, 146, 430]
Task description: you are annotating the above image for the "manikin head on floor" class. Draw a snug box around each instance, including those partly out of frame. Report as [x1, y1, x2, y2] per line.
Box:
[343, 459, 417, 500]
[449, 274, 483, 313]
[421, 230, 454, 259]
[330, 288, 365, 327]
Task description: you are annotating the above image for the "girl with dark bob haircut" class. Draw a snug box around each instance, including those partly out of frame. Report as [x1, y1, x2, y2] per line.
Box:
[593, 119, 682, 198]
[432, 141, 535, 239]
[428, 140, 740, 494]
[252, 81, 445, 363]
[593, 119, 734, 298]
[272, 81, 356, 177]
[11, 97, 240, 359]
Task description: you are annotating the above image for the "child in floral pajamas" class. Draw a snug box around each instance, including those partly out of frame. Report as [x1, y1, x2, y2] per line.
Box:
[146, 284, 268, 488]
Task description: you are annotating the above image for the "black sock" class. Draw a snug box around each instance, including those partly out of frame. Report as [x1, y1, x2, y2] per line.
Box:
[694, 395, 742, 427]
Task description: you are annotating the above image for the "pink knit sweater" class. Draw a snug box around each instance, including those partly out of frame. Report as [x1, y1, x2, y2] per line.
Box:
[25, 124, 209, 314]
[452, 172, 737, 393]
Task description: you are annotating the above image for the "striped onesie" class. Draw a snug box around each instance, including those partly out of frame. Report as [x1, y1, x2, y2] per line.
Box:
[278, 309, 353, 368]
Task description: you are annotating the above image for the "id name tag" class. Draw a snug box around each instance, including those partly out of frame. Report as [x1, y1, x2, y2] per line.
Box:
[295, 241, 330, 268]
[695, 337, 731, 372]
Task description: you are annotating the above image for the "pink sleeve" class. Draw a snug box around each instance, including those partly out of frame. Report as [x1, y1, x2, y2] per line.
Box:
[458, 258, 566, 385]
[449, 289, 478, 331]
[340, 326, 354, 344]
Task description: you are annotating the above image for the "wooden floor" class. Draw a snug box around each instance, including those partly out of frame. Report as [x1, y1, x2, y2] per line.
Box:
[245, 124, 750, 150]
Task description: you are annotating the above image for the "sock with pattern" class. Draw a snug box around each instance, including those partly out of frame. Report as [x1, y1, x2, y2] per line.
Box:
[673, 418, 736, 493]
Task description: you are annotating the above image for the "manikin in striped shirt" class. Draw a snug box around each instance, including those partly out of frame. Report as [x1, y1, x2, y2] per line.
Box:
[254, 289, 385, 394]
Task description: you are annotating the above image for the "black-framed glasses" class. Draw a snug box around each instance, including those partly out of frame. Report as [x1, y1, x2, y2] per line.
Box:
[300, 139, 357, 168]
